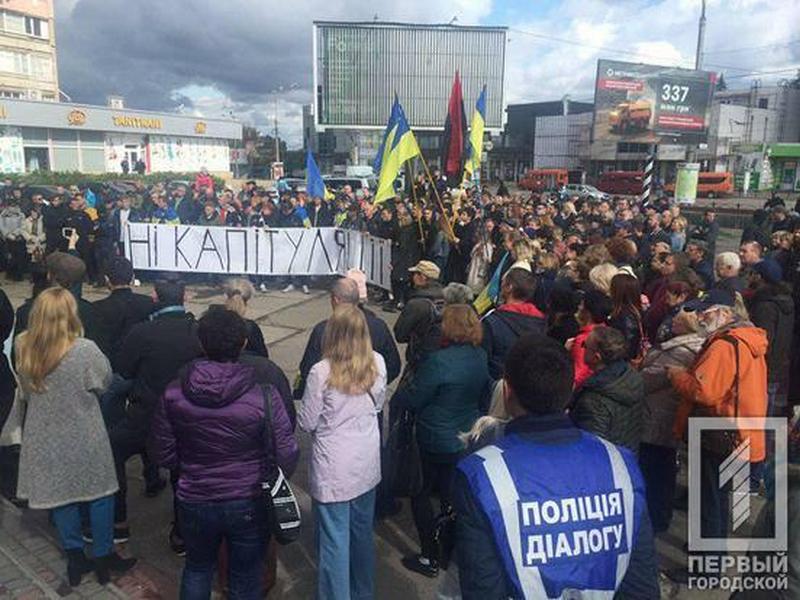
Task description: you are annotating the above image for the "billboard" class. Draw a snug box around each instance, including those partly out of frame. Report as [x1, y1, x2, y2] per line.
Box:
[313, 22, 506, 130]
[593, 59, 715, 144]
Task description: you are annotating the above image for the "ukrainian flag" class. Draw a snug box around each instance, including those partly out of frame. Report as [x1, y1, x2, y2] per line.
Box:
[374, 96, 421, 204]
[463, 85, 487, 184]
[306, 149, 332, 201]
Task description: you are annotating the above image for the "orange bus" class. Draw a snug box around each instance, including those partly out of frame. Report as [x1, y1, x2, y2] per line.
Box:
[664, 171, 734, 198]
[519, 168, 568, 192]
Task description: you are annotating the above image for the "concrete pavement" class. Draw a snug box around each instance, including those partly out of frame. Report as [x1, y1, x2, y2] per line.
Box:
[0, 276, 742, 598]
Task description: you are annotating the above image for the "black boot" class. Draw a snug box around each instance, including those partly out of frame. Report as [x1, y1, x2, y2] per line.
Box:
[65, 549, 94, 587]
[94, 553, 137, 585]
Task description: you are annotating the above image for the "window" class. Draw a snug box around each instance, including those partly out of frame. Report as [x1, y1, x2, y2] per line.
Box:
[30, 55, 52, 82]
[0, 89, 22, 98]
[53, 147, 79, 171]
[758, 98, 769, 109]
[22, 127, 48, 145]
[3, 12, 25, 35]
[25, 16, 48, 39]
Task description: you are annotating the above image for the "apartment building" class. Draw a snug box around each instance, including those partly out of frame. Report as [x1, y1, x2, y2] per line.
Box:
[0, 0, 57, 101]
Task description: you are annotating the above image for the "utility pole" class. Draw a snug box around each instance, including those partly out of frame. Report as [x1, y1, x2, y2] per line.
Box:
[274, 94, 280, 164]
[695, 0, 706, 70]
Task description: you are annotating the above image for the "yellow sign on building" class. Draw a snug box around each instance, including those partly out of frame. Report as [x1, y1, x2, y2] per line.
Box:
[68, 110, 86, 126]
[112, 115, 162, 129]
[195, 121, 207, 134]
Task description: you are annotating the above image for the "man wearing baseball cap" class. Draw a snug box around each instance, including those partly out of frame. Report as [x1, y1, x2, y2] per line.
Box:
[668, 288, 768, 547]
[394, 260, 444, 369]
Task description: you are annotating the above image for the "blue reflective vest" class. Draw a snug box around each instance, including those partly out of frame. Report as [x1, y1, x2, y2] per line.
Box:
[458, 430, 646, 599]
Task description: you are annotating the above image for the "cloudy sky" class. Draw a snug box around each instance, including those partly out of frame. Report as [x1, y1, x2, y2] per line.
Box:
[55, 0, 799, 148]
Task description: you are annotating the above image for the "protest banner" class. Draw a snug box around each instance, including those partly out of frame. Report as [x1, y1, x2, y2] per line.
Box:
[124, 223, 392, 290]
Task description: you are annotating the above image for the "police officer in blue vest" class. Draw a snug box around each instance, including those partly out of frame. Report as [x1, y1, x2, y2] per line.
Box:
[453, 334, 659, 599]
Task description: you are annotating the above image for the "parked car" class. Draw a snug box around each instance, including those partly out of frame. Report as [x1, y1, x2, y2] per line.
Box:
[597, 171, 644, 196]
[323, 176, 377, 195]
[277, 178, 306, 194]
[560, 183, 611, 201]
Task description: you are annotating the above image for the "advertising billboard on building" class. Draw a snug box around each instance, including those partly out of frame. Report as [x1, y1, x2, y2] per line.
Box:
[593, 59, 715, 144]
[313, 22, 506, 131]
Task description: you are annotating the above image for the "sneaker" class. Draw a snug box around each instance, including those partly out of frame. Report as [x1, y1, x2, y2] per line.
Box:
[169, 523, 186, 557]
[83, 525, 130, 544]
[281, 284, 295, 293]
[259, 283, 268, 292]
[144, 477, 167, 498]
[401, 554, 439, 578]
[132, 278, 141, 287]
[302, 284, 310, 295]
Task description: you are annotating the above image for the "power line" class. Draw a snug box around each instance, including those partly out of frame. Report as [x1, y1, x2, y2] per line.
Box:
[508, 26, 795, 74]
[726, 67, 800, 79]
[704, 40, 800, 55]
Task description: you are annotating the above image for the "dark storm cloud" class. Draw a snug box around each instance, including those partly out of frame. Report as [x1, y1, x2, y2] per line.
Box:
[55, 0, 315, 110]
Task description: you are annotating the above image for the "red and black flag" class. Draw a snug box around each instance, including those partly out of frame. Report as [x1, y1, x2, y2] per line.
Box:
[440, 70, 467, 181]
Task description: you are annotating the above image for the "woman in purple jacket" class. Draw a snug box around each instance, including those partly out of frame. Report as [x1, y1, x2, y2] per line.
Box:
[151, 308, 298, 600]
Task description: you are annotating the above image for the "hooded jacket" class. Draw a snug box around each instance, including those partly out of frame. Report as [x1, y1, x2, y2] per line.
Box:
[640, 332, 706, 448]
[481, 302, 546, 380]
[150, 359, 299, 503]
[570, 360, 644, 452]
[748, 282, 795, 385]
[671, 323, 769, 461]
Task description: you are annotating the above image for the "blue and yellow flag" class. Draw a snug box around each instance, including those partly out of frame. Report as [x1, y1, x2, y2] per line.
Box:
[306, 149, 332, 201]
[374, 96, 421, 204]
[463, 85, 487, 184]
[474, 250, 509, 316]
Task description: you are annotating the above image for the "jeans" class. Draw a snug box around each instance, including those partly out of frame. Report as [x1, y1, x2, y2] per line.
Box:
[51, 495, 114, 558]
[314, 488, 376, 600]
[410, 451, 459, 560]
[639, 443, 678, 533]
[178, 498, 267, 600]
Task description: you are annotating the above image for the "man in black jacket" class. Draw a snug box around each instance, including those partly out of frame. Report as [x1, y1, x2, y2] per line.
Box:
[110, 280, 202, 544]
[295, 277, 401, 398]
[747, 258, 795, 417]
[691, 209, 720, 257]
[481, 268, 546, 380]
[394, 260, 445, 368]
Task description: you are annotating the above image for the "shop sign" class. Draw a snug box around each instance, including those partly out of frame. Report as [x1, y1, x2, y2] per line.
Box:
[112, 115, 163, 129]
[67, 110, 86, 126]
[195, 121, 207, 134]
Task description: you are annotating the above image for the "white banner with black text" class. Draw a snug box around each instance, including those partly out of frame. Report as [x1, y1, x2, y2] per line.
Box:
[124, 223, 392, 290]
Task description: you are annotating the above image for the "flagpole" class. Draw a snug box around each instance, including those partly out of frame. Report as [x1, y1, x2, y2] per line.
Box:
[417, 151, 457, 242]
[405, 160, 425, 244]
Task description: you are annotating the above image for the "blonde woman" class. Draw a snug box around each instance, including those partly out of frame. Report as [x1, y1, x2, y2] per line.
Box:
[15, 288, 136, 586]
[671, 216, 688, 252]
[299, 305, 387, 600]
[223, 278, 268, 357]
[508, 235, 535, 272]
[588, 262, 620, 296]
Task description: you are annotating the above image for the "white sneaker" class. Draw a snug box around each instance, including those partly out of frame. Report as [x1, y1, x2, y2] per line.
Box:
[302, 285, 310, 295]
[259, 283, 268, 292]
[282, 284, 295, 293]
[133, 278, 141, 287]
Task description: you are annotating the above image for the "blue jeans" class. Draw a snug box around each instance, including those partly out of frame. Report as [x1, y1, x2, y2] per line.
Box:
[51, 495, 114, 558]
[178, 498, 267, 600]
[314, 488, 376, 600]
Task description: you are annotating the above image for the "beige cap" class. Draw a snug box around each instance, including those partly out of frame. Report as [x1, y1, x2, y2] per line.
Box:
[408, 260, 440, 280]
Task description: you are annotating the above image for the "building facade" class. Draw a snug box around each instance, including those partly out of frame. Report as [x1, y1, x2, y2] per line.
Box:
[0, 98, 242, 174]
[487, 99, 593, 181]
[0, 0, 58, 101]
[533, 112, 593, 170]
[310, 21, 507, 169]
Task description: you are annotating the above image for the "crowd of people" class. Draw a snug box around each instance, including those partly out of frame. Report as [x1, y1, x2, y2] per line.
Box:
[0, 170, 799, 599]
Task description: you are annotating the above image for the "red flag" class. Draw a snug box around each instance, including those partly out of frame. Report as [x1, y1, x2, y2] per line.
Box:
[440, 71, 467, 181]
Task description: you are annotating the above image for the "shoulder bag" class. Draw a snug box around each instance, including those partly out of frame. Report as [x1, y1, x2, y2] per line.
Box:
[260, 384, 301, 545]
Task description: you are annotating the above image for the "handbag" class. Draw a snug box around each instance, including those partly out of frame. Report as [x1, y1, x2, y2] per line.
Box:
[260, 385, 301, 545]
[383, 407, 424, 498]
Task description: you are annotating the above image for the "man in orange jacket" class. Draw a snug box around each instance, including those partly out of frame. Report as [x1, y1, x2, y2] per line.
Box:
[668, 289, 768, 541]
